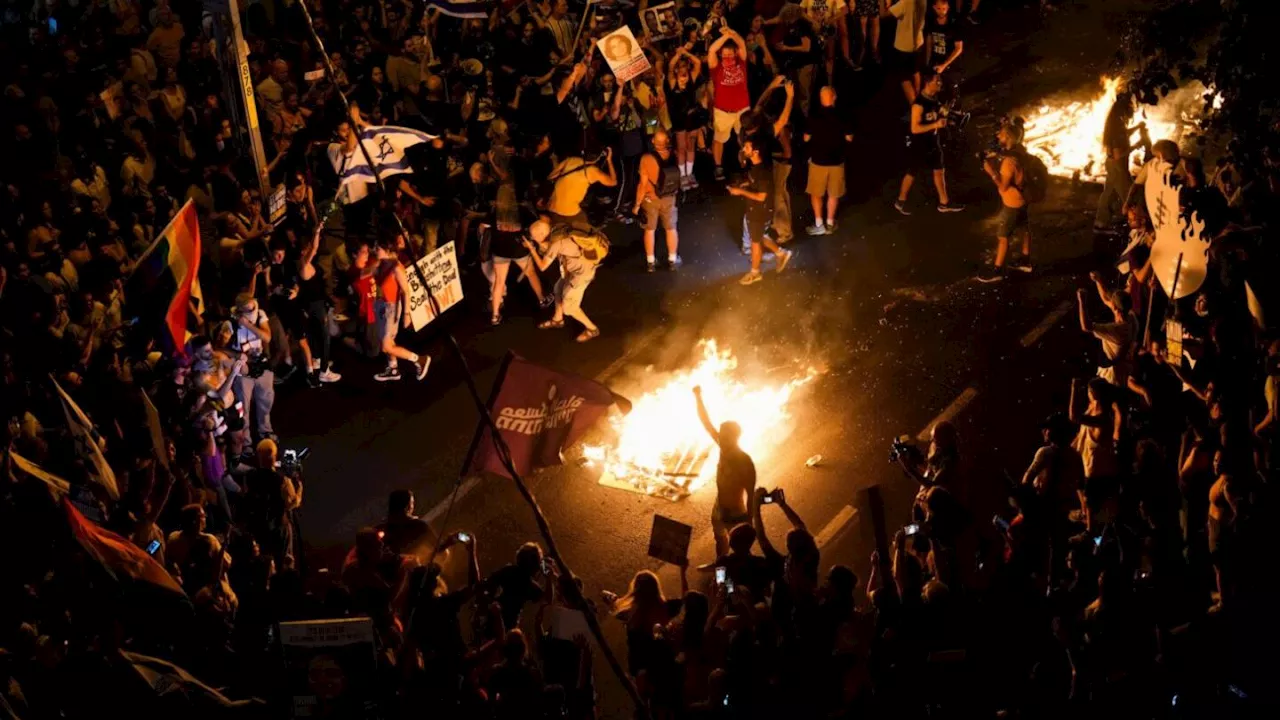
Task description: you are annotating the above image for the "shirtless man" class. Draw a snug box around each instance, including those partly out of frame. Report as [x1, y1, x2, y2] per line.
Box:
[693, 384, 758, 559]
[977, 118, 1031, 282]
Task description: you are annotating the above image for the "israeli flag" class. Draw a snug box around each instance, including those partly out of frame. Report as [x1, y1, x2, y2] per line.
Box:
[328, 125, 437, 203]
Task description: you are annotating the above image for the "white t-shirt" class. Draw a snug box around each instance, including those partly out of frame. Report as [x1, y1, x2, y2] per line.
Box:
[890, 0, 926, 53]
[802, 0, 847, 30]
[232, 308, 269, 357]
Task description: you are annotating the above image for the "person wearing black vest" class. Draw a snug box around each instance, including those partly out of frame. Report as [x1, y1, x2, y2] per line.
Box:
[634, 131, 684, 272]
[895, 70, 964, 214]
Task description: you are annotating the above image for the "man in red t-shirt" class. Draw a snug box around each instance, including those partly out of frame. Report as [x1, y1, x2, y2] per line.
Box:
[706, 27, 751, 180]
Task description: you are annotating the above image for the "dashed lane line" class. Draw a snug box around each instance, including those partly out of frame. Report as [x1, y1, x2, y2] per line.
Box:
[916, 387, 979, 442]
[1021, 299, 1074, 348]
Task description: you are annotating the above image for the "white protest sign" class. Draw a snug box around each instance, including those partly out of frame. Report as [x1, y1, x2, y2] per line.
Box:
[407, 241, 464, 331]
[596, 26, 651, 84]
[1144, 158, 1210, 300]
[279, 618, 377, 719]
[642, 2, 681, 41]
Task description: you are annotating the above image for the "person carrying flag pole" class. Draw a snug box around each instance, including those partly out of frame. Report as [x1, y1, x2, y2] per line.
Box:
[295, 4, 650, 715]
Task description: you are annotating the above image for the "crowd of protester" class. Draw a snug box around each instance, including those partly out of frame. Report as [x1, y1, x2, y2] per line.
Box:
[3, 0, 1280, 717]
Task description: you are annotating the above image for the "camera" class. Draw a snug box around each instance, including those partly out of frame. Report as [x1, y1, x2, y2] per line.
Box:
[280, 446, 310, 476]
[939, 102, 971, 132]
[904, 523, 921, 537]
[761, 488, 784, 505]
[888, 436, 922, 465]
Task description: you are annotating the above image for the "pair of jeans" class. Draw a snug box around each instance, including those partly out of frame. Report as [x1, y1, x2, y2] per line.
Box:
[233, 370, 275, 439]
[772, 161, 793, 241]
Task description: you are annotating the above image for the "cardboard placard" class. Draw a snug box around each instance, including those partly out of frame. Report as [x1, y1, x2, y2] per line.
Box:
[647, 514, 692, 566]
[596, 26, 651, 84]
[642, 2, 681, 41]
[406, 241, 464, 330]
[549, 605, 593, 641]
[279, 618, 377, 719]
[268, 184, 287, 226]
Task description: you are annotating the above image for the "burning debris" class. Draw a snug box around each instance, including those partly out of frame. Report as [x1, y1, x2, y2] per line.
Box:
[584, 340, 816, 501]
[1022, 77, 1211, 182]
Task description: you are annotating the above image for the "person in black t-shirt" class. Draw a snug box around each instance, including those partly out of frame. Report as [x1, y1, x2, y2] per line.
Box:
[730, 136, 794, 285]
[803, 87, 853, 235]
[776, 6, 819, 115]
[895, 70, 964, 214]
[924, 0, 965, 75]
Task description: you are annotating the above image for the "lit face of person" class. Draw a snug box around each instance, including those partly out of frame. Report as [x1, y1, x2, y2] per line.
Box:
[997, 126, 1016, 149]
[720, 45, 738, 63]
[924, 75, 943, 96]
[933, 0, 950, 21]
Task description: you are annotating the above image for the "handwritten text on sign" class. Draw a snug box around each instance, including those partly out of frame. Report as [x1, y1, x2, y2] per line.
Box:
[407, 241, 464, 330]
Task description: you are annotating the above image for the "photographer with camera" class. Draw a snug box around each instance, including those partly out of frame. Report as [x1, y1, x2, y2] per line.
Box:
[893, 421, 963, 518]
[894, 69, 964, 215]
[229, 293, 276, 442]
[241, 438, 303, 570]
[977, 117, 1032, 283]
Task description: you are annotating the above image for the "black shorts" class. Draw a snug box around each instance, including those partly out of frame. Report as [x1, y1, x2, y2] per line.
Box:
[908, 137, 945, 173]
[745, 213, 771, 242]
[996, 204, 1030, 237]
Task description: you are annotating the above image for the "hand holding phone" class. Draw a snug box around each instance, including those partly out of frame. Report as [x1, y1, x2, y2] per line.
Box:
[714, 566, 727, 586]
[904, 523, 920, 537]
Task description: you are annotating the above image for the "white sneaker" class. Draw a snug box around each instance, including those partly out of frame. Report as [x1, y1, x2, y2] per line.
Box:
[805, 223, 826, 236]
[776, 249, 794, 272]
[739, 270, 763, 286]
[318, 369, 342, 383]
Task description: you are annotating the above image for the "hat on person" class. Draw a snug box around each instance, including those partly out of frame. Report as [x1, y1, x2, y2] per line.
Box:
[461, 58, 483, 76]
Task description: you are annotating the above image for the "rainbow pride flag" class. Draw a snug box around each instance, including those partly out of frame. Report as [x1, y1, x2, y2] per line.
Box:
[126, 200, 203, 353]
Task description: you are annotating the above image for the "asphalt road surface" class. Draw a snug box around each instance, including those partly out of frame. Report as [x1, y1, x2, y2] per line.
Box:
[275, 2, 1145, 715]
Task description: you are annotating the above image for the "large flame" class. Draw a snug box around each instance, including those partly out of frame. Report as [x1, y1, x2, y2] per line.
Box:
[585, 340, 816, 500]
[1023, 77, 1208, 183]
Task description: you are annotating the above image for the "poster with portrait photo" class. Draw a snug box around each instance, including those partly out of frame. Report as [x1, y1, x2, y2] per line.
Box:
[642, 1, 681, 41]
[596, 25, 651, 83]
[279, 618, 378, 719]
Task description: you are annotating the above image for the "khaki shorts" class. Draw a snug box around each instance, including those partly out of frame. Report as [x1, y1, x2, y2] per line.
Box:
[713, 108, 746, 144]
[555, 270, 595, 314]
[806, 162, 846, 199]
[641, 194, 679, 231]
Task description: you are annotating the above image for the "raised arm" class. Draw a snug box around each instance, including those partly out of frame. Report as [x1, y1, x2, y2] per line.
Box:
[1076, 288, 1093, 333]
[773, 81, 795, 137]
[692, 385, 720, 443]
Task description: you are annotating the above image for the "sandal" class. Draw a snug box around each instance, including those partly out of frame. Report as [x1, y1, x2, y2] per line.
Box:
[538, 319, 565, 330]
[576, 327, 600, 343]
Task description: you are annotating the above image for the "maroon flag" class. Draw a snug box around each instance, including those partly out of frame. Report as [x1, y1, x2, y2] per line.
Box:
[463, 354, 628, 479]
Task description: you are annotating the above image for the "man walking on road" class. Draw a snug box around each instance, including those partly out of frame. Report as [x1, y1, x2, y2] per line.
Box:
[977, 118, 1032, 282]
[693, 385, 758, 559]
[804, 87, 853, 235]
[895, 70, 964, 214]
[730, 136, 794, 285]
[634, 131, 683, 272]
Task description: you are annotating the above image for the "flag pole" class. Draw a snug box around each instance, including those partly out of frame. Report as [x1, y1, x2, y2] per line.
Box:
[296, 4, 649, 716]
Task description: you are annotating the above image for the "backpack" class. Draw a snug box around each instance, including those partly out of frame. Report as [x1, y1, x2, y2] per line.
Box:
[568, 228, 610, 264]
[1018, 147, 1050, 204]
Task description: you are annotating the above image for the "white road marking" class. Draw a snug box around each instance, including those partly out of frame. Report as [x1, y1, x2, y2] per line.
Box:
[815, 504, 858, 549]
[1021, 300, 1073, 347]
[595, 324, 666, 382]
[916, 387, 979, 441]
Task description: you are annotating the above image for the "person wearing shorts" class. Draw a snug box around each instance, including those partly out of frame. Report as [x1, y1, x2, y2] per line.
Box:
[978, 118, 1032, 282]
[895, 70, 964, 214]
[525, 220, 602, 343]
[803, 87, 852, 235]
[707, 27, 751, 180]
[887, 0, 927, 101]
[633, 130, 683, 272]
